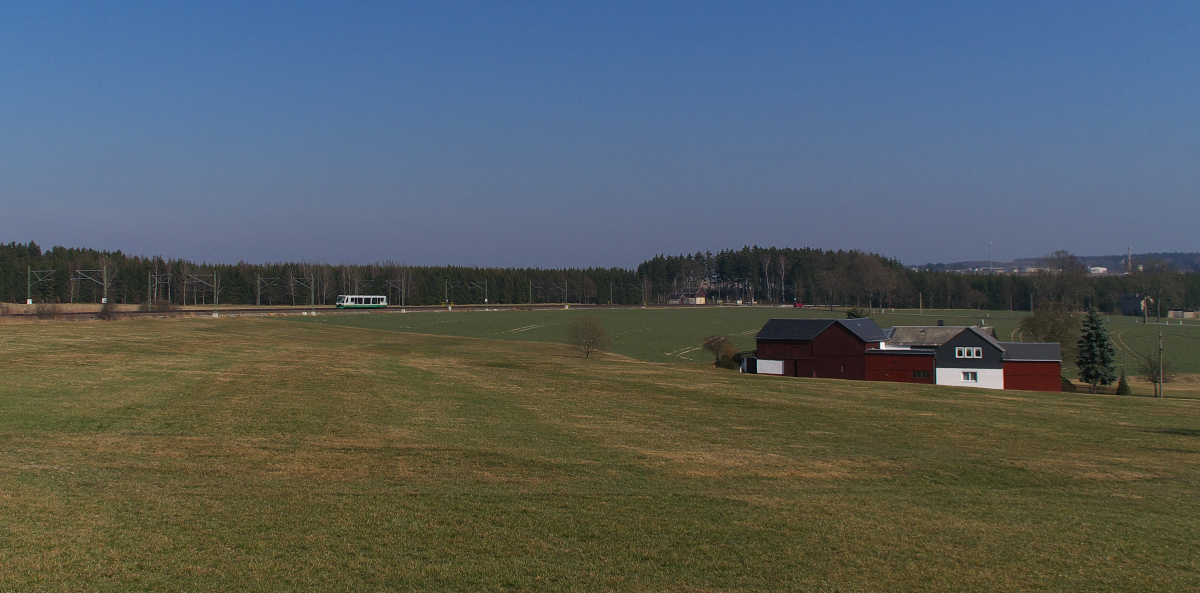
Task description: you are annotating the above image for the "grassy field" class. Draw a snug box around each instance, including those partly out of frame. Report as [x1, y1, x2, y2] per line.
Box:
[296, 305, 1200, 380]
[3, 317, 1200, 590]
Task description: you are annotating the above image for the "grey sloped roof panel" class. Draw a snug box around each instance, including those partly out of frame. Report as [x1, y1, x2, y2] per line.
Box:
[837, 318, 889, 343]
[755, 318, 887, 343]
[1000, 342, 1062, 361]
[886, 325, 1003, 349]
[886, 326, 967, 347]
[755, 319, 837, 341]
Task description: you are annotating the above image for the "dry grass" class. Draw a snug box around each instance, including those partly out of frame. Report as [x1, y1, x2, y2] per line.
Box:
[2, 318, 1200, 590]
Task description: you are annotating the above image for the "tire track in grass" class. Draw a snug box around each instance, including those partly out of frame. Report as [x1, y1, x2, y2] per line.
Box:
[500, 324, 545, 334]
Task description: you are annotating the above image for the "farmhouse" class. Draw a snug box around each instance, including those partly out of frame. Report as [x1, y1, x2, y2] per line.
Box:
[866, 325, 1061, 392]
[753, 318, 888, 379]
[666, 288, 707, 305]
[877, 326, 1007, 389]
[750, 319, 1062, 392]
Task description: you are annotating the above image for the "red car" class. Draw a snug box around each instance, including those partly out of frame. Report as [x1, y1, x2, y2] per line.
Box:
[793, 302, 804, 308]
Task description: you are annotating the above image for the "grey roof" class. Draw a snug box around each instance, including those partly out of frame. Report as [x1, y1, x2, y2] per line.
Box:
[755, 318, 887, 343]
[839, 318, 890, 343]
[886, 325, 1003, 350]
[886, 326, 968, 347]
[999, 342, 1062, 362]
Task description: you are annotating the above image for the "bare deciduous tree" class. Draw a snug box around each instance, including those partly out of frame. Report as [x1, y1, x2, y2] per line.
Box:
[567, 315, 610, 358]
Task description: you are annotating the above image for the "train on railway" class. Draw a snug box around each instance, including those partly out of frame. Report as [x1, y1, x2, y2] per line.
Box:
[335, 295, 388, 309]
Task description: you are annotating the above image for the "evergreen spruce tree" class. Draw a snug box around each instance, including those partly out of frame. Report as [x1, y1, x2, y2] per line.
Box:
[1076, 307, 1117, 393]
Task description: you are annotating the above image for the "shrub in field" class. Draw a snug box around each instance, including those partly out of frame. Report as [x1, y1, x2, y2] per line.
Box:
[701, 335, 741, 369]
[845, 307, 867, 319]
[97, 301, 119, 321]
[1135, 349, 1172, 397]
[1117, 371, 1132, 395]
[35, 302, 61, 320]
[567, 315, 610, 358]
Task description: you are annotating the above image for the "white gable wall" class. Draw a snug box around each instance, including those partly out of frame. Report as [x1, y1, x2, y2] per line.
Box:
[757, 359, 785, 375]
[936, 367, 1003, 390]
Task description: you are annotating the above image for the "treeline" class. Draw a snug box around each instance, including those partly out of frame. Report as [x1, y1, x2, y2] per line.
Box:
[4, 241, 1199, 314]
[0, 242, 643, 307]
[638, 247, 1200, 315]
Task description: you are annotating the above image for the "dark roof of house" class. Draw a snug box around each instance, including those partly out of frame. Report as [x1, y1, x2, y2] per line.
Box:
[755, 318, 888, 343]
[999, 342, 1061, 362]
[886, 326, 1002, 349]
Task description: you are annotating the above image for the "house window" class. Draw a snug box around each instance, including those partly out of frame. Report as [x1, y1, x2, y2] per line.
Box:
[962, 371, 978, 382]
[955, 347, 984, 359]
[912, 370, 930, 379]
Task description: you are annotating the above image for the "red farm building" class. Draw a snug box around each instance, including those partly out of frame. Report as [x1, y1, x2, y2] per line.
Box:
[749, 319, 1063, 393]
[752, 318, 888, 380]
[863, 325, 1062, 392]
[1001, 343, 1062, 392]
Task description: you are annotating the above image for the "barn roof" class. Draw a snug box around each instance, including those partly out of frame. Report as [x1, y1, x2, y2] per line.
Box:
[755, 318, 887, 343]
[999, 342, 1061, 362]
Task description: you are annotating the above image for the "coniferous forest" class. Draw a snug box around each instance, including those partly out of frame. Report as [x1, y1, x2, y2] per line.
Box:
[2, 241, 1198, 315]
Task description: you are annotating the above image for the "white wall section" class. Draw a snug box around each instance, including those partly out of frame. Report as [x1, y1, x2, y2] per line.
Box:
[757, 359, 785, 375]
[936, 367, 1003, 390]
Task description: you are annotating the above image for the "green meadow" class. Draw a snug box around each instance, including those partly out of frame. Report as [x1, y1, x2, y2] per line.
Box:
[298, 305, 1200, 377]
[2, 315, 1200, 590]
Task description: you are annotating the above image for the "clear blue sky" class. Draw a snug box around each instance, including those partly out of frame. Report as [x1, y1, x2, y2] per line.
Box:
[2, 2, 1197, 267]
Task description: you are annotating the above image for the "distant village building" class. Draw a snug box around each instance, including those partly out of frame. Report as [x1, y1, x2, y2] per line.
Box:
[1089, 266, 1108, 275]
[666, 288, 707, 305]
[1169, 310, 1197, 319]
[1118, 294, 1149, 317]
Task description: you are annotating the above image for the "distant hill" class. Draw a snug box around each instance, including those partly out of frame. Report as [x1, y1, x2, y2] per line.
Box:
[919, 252, 1200, 273]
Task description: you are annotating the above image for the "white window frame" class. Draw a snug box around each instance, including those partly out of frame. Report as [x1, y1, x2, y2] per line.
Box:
[955, 347, 985, 359]
[962, 371, 978, 382]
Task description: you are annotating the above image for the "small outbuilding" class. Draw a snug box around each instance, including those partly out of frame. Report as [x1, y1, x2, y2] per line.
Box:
[1001, 343, 1062, 392]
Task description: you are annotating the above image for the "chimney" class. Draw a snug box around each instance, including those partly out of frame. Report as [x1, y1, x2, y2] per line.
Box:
[937, 319, 945, 326]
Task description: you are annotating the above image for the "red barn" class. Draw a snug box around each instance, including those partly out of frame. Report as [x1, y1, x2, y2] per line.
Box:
[754, 319, 887, 380]
[1001, 343, 1062, 392]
